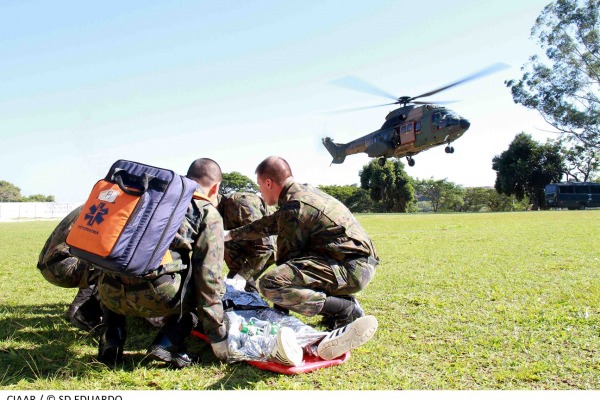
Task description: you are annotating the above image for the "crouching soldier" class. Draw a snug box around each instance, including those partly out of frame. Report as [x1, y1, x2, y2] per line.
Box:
[96, 158, 229, 368]
[217, 191, 276, 293]
[37, 205, 103, 333]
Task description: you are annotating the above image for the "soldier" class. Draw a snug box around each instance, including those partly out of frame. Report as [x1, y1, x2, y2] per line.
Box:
[217, 192, 276, 293]
[37, 205, 103, 333]
[225, 156, 379, 330]
[96, 158, 229, 367]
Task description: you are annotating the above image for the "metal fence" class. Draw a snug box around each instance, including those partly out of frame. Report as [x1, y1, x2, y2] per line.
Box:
[0, 202, 81, 221]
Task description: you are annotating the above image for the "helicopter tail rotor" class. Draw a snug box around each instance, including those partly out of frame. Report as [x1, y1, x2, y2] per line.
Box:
[322, 137, 347, 164]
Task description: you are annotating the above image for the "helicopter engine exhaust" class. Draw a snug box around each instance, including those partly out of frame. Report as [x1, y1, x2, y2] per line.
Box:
[322, 137, 347, 164]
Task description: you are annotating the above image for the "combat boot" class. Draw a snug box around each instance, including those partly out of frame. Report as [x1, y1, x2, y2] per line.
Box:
[319, 296, 364, 331]
[339, 295, 365, 318]
[273, 303, 290, 315]
[147, 313, 198, 368]
[98, 310, 127, 364]
[65, 286, 103, 333]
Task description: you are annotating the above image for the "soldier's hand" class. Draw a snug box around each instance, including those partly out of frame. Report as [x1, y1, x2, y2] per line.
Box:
[223, 230, 232, 242]
[230, 273, 246, 291]
[211, 340, 229, 360]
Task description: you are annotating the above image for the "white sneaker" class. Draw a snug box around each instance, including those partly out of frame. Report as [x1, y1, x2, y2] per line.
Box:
[317, 315, 378, 360]
[269, 327, 303, 367]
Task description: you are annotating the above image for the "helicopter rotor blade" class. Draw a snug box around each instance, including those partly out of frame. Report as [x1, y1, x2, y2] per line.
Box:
[322, 102, 398, 115]
[411, 100, 458, 105]
[410, 63, 510, 102]
[329, 76, 399, 102]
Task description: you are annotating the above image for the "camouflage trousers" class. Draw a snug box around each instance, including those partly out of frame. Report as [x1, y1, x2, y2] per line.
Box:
[258, 255, 377, 317]
[38, 256, 100, 289]
[97, 269, 195, 319]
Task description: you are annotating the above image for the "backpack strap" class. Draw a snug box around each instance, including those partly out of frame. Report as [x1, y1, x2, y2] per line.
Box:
[192, 191, 212, 203]
[177, 190, 212, 322]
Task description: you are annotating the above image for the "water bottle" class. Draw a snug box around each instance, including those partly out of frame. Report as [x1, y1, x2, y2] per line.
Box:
[239, 319, 280, 337]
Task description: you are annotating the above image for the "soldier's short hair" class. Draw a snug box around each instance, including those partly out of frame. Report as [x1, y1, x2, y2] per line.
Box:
[186, 158, 222, 187]
[255, 156, 292, 185]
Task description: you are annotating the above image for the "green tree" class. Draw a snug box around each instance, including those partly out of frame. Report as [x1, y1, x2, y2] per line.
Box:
[318, 184, 375, 213]
[318, 185, 358, 205]
[26, 194, 55, 202]
[461, 187, 490, 212]
[492, 133, 564, 209]
[413, 178, 463, 212]
[0, 180, 23, 202]
[359, 159, 415, 212]
[562, 143, 599, 181]
[346, 188, 377, 213]
[219, 171, 258, 195]
[506, 0, 600, 165]
[482, 189, 530, 212]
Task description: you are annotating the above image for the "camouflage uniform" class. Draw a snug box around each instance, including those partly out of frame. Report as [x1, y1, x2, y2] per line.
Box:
[217, 192, 276, 281]
[37, 205, 99, 288]
[97, 193, 228, 343]
[229, 180, 379, 317]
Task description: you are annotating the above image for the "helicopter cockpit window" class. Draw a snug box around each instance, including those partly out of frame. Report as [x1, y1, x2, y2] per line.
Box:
[401, 125, 406, 134]
[407, 123, 412, 132]
[433, 112, 444, 130]
[415, 121, 421, 133]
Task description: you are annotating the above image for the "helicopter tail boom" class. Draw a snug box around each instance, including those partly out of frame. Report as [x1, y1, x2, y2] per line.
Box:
[322, 137, 347, 164]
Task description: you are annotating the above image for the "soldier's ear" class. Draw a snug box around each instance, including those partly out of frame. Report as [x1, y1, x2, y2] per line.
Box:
[207, 182, 220, 205]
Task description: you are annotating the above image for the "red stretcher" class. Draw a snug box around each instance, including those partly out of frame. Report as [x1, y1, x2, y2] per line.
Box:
[191, 329, 350, 375]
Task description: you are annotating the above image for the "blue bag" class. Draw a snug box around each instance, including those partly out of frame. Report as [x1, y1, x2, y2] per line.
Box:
[66, 160, 199, 277]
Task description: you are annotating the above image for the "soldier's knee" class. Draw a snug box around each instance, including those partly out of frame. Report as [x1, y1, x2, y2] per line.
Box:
[258, 271, 279, 292]
[354, 278, 370, 291]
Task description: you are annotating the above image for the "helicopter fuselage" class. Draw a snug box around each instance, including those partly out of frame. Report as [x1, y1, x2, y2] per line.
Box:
[340, 104, 470, 159]
[322, 104, 471, 165]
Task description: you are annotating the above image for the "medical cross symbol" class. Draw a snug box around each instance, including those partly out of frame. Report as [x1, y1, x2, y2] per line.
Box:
[84, 203, 109, 226]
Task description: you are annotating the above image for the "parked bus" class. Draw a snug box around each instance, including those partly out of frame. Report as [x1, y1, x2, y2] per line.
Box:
[544, 182, 600, 210]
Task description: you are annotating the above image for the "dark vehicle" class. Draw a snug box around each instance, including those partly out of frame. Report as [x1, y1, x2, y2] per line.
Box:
[545, 182, 600, 210]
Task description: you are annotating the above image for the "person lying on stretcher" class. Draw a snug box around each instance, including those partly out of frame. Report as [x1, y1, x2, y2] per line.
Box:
[195, 280, 378, 368]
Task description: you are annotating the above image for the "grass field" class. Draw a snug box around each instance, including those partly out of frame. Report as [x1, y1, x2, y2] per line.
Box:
[1, 211, 599, 390]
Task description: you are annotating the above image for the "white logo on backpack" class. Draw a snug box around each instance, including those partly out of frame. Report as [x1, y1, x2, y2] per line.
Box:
[98, 189, 120, 203]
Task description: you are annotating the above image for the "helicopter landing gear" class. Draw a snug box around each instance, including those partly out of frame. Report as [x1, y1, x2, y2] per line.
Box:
[378, 157, 386, 167]
[445, 145, 455, 154]
[406, 156, 415, 167]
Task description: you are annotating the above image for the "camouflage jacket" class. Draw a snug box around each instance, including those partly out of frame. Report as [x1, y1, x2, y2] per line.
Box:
[217, 192, 275, 279]
[169, 194, 227, 343]
[229, 180, 378, 265]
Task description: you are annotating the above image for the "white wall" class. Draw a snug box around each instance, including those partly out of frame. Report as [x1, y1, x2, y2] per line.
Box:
[0, 202, 81, 221]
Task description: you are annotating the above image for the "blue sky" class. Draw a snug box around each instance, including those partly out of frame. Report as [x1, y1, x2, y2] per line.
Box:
[1, 0, 555, 202]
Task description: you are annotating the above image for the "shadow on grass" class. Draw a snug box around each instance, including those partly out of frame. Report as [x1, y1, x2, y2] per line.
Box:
[0, 304, 283, 389]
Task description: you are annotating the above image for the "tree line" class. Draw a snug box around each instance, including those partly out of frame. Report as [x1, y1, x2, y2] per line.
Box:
[320, 159, 532, 214]
[0, 180, 55, 202]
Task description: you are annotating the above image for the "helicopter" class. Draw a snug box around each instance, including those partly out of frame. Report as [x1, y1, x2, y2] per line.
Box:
[322, 63, 508, 167]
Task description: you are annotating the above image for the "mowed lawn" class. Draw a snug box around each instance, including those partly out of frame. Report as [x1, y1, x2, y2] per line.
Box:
[0, 211, 599, 390]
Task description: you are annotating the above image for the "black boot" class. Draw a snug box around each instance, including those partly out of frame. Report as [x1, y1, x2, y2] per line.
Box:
[66, 286, 103, 333]
[319, 296, 364, 330]
[98, 309, 126, 364]
[147, 313, 198, 368]
[338, 295, 365, 319]
[244, 278, 259, 294]
[273, 303, 290, 315]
